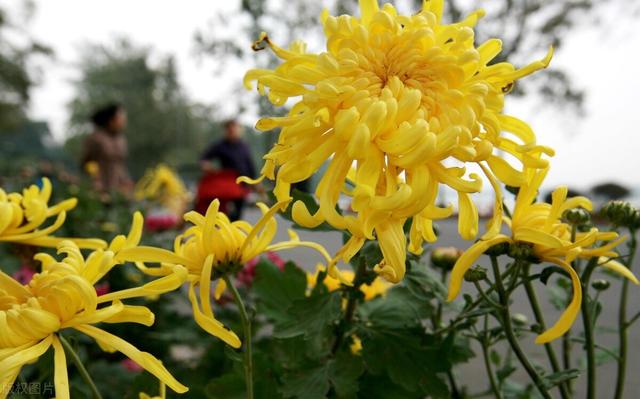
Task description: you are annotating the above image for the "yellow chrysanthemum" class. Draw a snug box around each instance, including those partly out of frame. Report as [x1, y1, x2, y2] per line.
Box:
[0, 214, 188, 399]
[307, 265, 390, 300]
[0, 178, 105, 249]
[447, 167, 638, 344]
[118, 199, 332, 348]
[135, 164, 190, 216]
[243, 0, 554, 283]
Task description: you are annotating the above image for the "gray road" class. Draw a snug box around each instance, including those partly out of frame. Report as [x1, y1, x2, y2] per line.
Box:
[244, 209, 640, 398]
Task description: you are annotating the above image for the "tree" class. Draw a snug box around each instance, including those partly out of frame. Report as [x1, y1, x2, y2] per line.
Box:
[67, 39, 215, 177]
[0, 1, 51, 131]
[592, 182, 631, 200]
[195, 0, 638, 119]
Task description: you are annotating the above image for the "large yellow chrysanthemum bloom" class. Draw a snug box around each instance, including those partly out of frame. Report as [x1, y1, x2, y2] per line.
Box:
[243, 0, 554, 283]
[447, 167, 638, 344]
[0, 178, 105, 249]
[0, 214, 188, 399]
[135, 164, 190, 216]
[118, 199, 333, 348]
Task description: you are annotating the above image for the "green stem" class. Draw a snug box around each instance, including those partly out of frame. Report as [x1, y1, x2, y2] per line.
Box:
[561, 333, 572, 394]
[481, 315, 503, 399]
[473, 281, 502, 309]
[434, 268, 516, 337]
[580, 259, 598, 399]
[521, 264, 570, 399]
[59, 335, 103, 399]
[223, 275, 254, 399]
[433, 270, 461, 399]
[614, 232, 637, 399]
[490, 256, 551, 399]
[331, 257, 366, 354]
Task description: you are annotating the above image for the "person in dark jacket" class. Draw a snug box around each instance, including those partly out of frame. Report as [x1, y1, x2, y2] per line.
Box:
[198, 119, 257, 220]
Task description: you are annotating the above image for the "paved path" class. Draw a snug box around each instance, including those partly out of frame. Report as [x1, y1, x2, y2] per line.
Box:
[244, 209, 640, 398]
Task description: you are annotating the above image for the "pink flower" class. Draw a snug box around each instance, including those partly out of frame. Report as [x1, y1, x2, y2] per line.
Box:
[145, 214, 179, 232]
[95, 282, 111, 296]
[266, 252, 286, 269]
[237, 251, 286, 287]
[12, 264, 36, 285]
[121, 358, 144, 372]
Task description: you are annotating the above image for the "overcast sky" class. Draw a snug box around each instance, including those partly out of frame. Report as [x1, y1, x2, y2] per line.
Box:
[3, 0, 640, 191]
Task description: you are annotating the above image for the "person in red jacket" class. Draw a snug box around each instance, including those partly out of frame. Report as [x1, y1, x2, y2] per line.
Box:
[197, 119, 257, 220]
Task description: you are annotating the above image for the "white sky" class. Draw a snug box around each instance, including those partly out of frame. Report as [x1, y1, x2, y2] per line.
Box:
[3, 0, 640, 191]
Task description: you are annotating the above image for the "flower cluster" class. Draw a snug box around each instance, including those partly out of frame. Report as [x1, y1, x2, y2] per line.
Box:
[0, 214, 188, 399]
[244, 0, 553, 284]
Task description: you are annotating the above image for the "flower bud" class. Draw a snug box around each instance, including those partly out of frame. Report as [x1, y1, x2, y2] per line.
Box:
[464, 266, 487, 282]
[508, 242, 538, 263]
[591, 279, 611, 291]
[601, 200, 637, 228]
[485, 242, 510, 257]
[562, 207, 591, 227]
[512, 313, 528, 326]
[431, 247, 463, 271]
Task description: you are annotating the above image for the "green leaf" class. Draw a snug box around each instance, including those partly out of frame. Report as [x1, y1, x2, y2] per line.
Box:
[329, 352, 365, 398]
[279, 352, 364, 399]
[205, 372, 246, 399]
[280, 364, 331, 399]
[490, 349, 501, 366]
[274, 292, 342, 339]
[254, 261, 307, 323]
[542, 368, 580, 389]
[357, 373, 418, 399]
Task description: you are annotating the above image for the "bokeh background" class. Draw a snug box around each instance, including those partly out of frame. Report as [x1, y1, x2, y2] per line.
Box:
[2, 0, 640, 397]
[2, 0, 640, 201]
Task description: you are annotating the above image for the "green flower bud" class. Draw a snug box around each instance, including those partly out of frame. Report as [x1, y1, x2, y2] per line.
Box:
[431, 247, 463, 271]
[485, 242, 510, 257]
[508, 242, 539, 263]
[512, 313, 528, 326]
[464, 266, 487, 282]
[562, 207, 591, 227]
[591, 279, 611, 291]
[601, 200, 636, 228]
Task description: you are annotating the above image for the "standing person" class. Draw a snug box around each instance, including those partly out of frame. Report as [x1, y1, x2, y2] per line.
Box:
[197, 119, 257, 220]
[81, 103, 133, 195]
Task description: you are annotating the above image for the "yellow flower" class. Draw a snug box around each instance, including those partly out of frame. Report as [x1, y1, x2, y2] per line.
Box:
[84, 161, 100, 177]
[243, 0, 553, 284]
[118, 199, 332, 348]
[0, 178, 105, 249]
[139, 381, 166, 399]
[350, 335, 363, 355]
[447, 167, 638, 344]
[0, 213, 188, 399]
[135, 164, 190, 216]
[307, 265, 390, 300]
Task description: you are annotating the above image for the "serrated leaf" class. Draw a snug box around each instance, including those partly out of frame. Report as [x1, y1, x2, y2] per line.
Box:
[281, 364, 331, 399]
[280, 351, 364, 399]
[329, 352, 364, 398]
[254, 261, 307, 323]
[274, 292, 342, 339]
